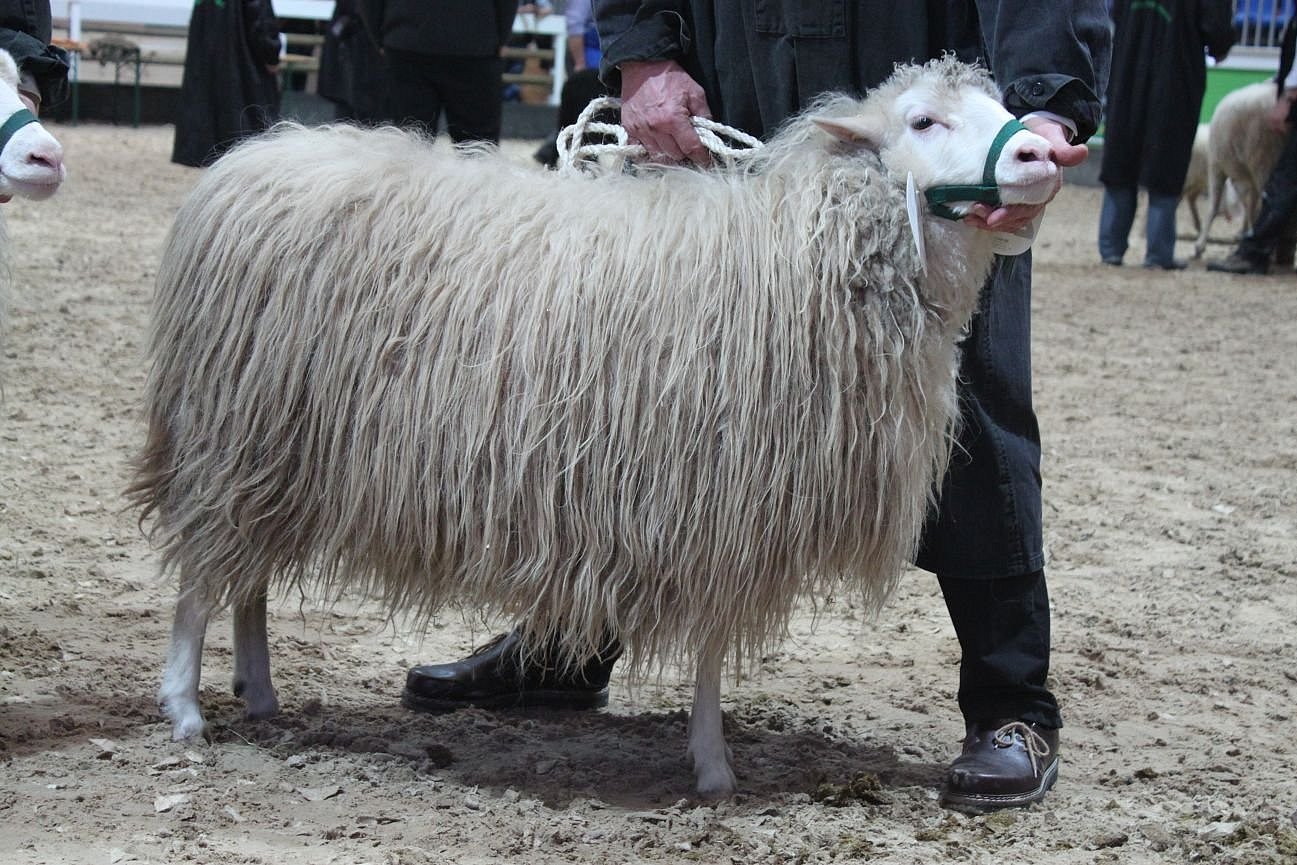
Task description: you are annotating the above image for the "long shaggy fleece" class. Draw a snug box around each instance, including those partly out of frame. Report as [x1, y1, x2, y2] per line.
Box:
[131, 60, 998, 673]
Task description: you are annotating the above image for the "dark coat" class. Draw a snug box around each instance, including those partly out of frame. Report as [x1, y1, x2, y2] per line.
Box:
[589, 1, 1111, 580]
[172, 0, 282, 168]
[359, 0, 516, 57]
[319, 0, 389, 122]
[594, 0, 1111, 142]
[0, 0, 70, 106]
[1099, 0, 1236, 195]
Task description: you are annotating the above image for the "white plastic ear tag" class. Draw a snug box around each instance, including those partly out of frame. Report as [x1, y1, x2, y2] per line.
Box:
[989, 213, 1043, 256]
[906, 172, 926, 272]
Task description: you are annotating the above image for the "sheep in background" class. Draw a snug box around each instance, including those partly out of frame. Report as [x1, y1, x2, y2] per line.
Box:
[1182, 124, 1245, 240]
[130, 58, 1060, 798]
[1193, 82, 1286, 259]
[1182, 124, 1213, 234]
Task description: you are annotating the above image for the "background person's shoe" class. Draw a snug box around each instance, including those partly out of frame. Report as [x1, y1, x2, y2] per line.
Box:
[941, 720, 1059, 813]
[403, 630, 622, 712]
[1143, 258, 1187, 270]
[1206, 252, 1269, 275]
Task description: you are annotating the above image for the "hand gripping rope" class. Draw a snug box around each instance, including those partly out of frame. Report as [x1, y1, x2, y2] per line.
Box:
[555, 96, 763, 175]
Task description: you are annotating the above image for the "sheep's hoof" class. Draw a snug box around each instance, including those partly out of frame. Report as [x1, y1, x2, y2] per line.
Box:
[240, 692, 280, 722]
[693, 762, 738, 800]
[163, 702, 207, 741]
[233, 678, 279, 721]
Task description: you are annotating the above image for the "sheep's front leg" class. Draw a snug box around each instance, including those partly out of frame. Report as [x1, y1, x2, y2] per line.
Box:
[232, 585, 278, 720]
[159, 575, 212, 740]
[687, 641, 736, 799]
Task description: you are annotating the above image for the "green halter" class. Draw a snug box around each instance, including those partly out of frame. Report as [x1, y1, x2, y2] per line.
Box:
[0, 107, 38, 153]
[924, 118, 1030, 221]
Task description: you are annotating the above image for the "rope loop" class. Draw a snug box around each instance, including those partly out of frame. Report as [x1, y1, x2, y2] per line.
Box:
[556, 96, 763, 176]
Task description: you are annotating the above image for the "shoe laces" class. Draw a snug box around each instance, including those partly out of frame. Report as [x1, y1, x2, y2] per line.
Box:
[992, 721, 1052, 778]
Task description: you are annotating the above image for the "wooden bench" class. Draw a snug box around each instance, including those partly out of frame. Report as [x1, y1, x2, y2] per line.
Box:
[51, 16, 188, 126]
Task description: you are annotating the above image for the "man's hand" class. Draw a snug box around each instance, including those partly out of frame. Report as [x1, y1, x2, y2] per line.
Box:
[620, 59, 713, 165]
[963, 118, 1083, 233]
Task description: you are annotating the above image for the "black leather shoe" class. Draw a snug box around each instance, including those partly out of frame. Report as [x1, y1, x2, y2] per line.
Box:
[1206, 252, 1269, 275]
[402, 630, 622, 712]
[941, 720, 1060, 814]
[1143, 258, 1187, 271]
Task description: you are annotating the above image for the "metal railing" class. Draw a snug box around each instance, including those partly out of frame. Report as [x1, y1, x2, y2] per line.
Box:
[1235, 0, 1292, 47]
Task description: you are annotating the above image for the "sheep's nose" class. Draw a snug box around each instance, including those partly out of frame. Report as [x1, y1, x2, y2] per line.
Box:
[27, 142, 63, 174]
[1010, 136, 1052, 164]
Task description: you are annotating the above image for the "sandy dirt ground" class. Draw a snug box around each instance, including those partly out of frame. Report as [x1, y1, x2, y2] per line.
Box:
[0, 122, 1294, 865]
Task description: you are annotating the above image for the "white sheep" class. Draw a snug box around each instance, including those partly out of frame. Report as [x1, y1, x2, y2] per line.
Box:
[1182, 124, 1209, 233]
[130, 57, 1059, 798]
[1182, 124, 1245, 240]
[0, 48, 64, 202]
[1193, 81, 1285, 259]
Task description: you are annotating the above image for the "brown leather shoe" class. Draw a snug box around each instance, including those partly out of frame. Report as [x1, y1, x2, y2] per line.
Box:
[941, 720, 1059, 813]
[402, 630, 622, 712]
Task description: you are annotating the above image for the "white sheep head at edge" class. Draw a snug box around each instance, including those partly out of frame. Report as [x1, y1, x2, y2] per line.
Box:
[0, 48, 65, 201]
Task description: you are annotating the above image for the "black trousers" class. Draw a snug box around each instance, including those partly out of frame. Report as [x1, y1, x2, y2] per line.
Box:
[385, 50, 503, 145]
[916, 253, 1060, 729]
[939, 571, 1057, 728]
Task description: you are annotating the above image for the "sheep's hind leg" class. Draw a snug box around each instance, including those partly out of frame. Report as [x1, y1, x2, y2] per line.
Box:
[159, 570, 213, 740]
[232, 582, 279, 720]
[687, 641, 736, 799]
[1193, 169, 1226, 259]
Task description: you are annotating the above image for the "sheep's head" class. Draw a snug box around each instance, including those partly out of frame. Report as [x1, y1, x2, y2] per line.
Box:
[813, 57, 1059, 218]
[0, 49, 65, 201]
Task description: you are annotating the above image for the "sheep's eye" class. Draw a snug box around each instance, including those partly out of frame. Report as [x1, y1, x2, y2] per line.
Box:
[910, 116, 935, 131]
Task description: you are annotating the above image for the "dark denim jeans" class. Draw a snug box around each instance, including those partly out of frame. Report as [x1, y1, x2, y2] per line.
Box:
[915, 253, 1060, 728]
[916, 253, 1044, 581]
[1099, 186, 1179, 266]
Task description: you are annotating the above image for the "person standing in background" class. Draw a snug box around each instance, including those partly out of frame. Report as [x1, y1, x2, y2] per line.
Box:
[360, 0, 516, 144]
[172, 0, 281, 167]
[533, 0, 607, 168]
[1097, 0, 1235, 269]
[319, 0, 389, 124]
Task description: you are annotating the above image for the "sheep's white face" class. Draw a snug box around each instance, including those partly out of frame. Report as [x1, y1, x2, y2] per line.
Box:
[0, 49, 65, 201]
[893, 84, 1058, 208]
[817, 78, 1060, 215]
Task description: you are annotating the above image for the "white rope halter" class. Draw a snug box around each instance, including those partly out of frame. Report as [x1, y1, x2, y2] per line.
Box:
[555, 96, 764, 176]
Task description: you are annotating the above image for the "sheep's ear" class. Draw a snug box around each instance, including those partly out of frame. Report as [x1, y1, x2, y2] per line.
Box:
[813, 114, 886, 150]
